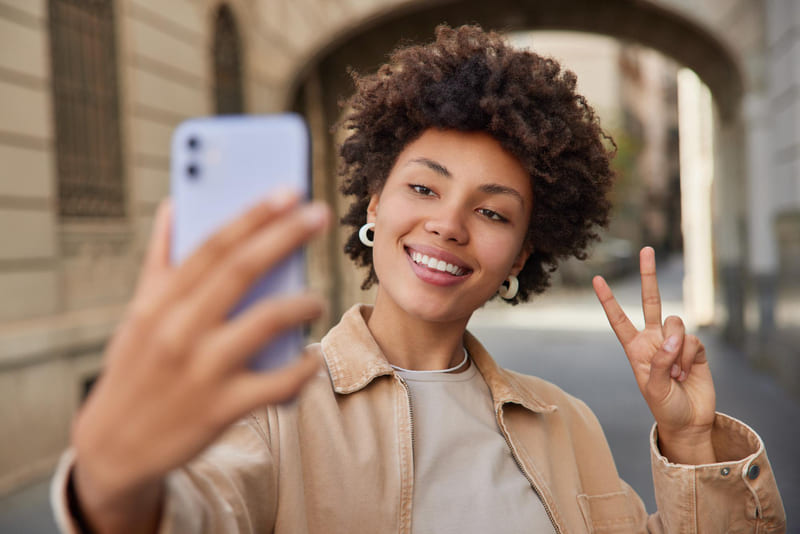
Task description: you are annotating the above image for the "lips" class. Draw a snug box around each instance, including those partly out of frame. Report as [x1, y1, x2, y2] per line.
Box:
[404, 246, 471, 277]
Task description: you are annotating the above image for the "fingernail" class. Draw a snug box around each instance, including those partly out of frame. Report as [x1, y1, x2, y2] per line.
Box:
[679, 371, 687, 382]
[671, 364, 680, 378]
[303, 203, 329, 227]
[268, 188, 298, 209]
[663, 336, 678, 352]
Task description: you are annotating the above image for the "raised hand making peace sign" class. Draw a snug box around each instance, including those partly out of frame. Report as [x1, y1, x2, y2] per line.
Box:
[593, 247, 717, 465]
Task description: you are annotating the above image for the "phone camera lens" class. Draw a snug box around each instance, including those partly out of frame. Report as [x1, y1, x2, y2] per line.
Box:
[187, 136, 200, 150]
[187, 164, 200, 179]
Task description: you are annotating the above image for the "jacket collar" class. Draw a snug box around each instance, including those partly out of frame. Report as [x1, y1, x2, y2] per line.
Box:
[320, 304, 556, 414]
[465, 330, 557, 414]
[320, 305, 395, 394]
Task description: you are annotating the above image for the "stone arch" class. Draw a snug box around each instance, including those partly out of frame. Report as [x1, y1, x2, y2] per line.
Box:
[289, 0, 744, 122]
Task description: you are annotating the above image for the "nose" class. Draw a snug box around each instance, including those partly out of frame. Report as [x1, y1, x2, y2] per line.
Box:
[423, 204, 469, 244]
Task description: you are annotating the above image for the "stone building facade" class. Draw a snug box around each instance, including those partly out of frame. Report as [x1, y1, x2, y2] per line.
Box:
[0, 0, 798, 495]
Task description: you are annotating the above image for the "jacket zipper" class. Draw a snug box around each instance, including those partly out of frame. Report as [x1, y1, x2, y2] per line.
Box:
[397, 376, 416, 449]
[496, 406, 562, 534]
[396, 376, 415, 533]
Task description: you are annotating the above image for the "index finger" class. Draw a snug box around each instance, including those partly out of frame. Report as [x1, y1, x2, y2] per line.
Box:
[169, 191, 300, 301]
[593, 275, 638, 345]
[180, 201, 330, 328]
[136, 198, 173, 294]
[639, 247, 662, 328]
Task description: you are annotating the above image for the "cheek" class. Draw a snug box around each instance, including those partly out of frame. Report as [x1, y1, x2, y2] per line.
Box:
[375, 196, 418, 236]
[479, 233, 524, 272]
[371, 206, 409, 264]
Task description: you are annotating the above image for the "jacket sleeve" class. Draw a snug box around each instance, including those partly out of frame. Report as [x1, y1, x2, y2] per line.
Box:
[645, 412, 786, 533]
[50, 409, 279, 534]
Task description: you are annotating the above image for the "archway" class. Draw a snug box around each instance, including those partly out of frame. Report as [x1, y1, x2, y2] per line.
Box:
[290, 0, 747, 339]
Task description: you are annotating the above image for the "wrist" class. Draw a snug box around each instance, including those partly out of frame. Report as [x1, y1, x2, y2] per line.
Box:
[657, 425, 716, 465]
[66, 468, 97, 534]
[72, 461, 164, 534]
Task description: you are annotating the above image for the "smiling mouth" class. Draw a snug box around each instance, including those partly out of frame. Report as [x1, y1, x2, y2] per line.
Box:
[407, 248, 470, 276]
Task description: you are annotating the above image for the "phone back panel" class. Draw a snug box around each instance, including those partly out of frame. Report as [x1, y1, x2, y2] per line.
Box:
[170, 114, 309, 370]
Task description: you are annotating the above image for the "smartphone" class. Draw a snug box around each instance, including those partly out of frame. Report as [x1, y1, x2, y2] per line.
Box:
[170, 113, 310, 371]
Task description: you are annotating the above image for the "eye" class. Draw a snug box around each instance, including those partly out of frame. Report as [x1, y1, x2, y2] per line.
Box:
[477, 208, 508, 222]
[410, 184, 435, 196]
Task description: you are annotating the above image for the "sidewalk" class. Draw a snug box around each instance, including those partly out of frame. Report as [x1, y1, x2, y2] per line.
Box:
[0, 476, 57, 533]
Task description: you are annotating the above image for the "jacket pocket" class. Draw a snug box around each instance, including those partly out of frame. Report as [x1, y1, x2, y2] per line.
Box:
[576, 491, 640, 533]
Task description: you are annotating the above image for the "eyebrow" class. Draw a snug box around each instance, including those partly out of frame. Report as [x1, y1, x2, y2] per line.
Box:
[409, 157, 451, 177]
[407, 157, 526, 208]
[478, 183, 525, 207]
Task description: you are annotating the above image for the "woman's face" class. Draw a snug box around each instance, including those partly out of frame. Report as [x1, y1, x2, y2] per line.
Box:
[367, 128, 533, 324]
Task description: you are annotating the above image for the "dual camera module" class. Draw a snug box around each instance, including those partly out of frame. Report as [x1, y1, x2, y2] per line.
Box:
[186, 136, 201, 179]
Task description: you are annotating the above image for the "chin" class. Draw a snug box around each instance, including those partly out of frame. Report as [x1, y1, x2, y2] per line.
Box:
[395, 292, 481, 324]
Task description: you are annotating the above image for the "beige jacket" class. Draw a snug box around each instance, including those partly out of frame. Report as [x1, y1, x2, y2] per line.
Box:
[52, 305, 786, 533]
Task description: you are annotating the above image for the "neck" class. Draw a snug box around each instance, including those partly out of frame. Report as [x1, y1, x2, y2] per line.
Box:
[366, 288, 471, 371]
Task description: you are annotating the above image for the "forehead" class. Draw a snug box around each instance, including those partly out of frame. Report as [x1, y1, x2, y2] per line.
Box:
[392, 129, 532, 198]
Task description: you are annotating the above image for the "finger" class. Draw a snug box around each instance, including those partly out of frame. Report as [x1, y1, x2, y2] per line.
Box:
[662, 316, 685, 376]
[168, 191, 301, 303]
[639, 247, 662, 328]
[126, 194, 303, 346]
[224, 351, 322, 414]
[677, 334, 706, 382]
[136, 198, 173, 295]
[648, 316, 685, 399]
[182, 202, 330, 328]
[198, 293, 325, 372]
[592, 275, 638, 345]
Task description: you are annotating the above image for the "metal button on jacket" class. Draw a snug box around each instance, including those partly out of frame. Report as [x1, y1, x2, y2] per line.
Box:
[720, 467, 731, 476]
[747, 464, 760, 480]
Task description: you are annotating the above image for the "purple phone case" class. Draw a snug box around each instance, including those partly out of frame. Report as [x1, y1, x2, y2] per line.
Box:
[170, 113, 309, 370]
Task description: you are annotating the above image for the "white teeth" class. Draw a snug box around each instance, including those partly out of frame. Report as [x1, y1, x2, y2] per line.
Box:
[410, 250, 465, 276]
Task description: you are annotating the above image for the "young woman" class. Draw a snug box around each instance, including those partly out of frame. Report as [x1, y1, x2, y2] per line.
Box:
[53, 25, 785, 533]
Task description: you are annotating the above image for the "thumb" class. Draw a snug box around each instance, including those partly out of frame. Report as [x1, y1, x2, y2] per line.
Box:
[646, 334, 681, 401]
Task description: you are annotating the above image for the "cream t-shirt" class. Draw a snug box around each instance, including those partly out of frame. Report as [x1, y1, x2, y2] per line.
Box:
[395, 360, 556, 533]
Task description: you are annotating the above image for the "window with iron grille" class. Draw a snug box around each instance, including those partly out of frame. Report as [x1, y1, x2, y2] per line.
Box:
[49, 0, 125, 218]
[213, 4, 244, 114]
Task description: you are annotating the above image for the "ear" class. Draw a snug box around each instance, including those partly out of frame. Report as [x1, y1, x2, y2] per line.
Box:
[509, 242, 532, 277]
[366, 193, 380, 223]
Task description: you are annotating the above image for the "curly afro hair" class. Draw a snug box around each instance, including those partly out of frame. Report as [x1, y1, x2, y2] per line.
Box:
[338, 24, 616, 304]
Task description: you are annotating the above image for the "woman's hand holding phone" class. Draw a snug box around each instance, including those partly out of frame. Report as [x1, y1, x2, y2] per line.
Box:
[70, 193, 330, 533]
